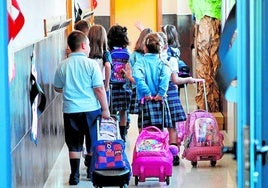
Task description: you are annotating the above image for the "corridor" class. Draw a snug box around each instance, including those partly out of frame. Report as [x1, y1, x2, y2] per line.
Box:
[44, 85, 237, 188]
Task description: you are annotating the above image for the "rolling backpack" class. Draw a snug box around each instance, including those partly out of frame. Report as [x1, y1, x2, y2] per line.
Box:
[91, 116, 131, 187]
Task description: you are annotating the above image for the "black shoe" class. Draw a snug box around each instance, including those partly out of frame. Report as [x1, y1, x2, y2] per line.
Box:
[84, 155, 91, 167]
[69, 173, 80, 185]
[119, 126, 126, 142]
[173, 155, 180, 166]
[125, 122, 130, 135]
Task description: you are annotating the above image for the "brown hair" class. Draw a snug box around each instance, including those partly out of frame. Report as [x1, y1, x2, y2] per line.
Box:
[88, 24, 108, 58]
[161, 24, 180, 48]
[74, 20, 90, 34]
[144, 32, 163, 54]
[134, 28, 152, 54]
[67, 30, 88, 52]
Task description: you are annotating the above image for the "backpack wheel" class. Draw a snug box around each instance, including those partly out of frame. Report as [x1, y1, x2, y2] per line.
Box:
[210, 160, 217, 167]
[135, 176, 139, 185]
[191, 161, 197, 167]
[166, 176, 170, 185]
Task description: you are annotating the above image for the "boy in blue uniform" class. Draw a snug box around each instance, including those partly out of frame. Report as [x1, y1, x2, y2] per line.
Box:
[54, 30, 110, 185]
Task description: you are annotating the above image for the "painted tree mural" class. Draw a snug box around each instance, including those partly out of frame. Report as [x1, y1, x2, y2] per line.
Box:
[189, 0, 221, 112]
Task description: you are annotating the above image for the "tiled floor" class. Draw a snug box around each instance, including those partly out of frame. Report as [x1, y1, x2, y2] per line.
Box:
[44, 85, 237, 188]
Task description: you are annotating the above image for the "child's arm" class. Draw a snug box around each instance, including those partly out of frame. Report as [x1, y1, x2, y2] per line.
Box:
[134, 21, 145, 31]
[123, 63, 135, 84]
[104, 61, 111, 91]
[103, 51, 111, 91]
[94, 86, 110, 119]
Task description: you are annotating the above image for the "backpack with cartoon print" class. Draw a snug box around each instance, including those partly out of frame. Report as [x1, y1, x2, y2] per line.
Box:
[110, 48, 130, 84]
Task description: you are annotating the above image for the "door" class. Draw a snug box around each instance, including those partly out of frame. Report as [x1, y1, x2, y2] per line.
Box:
[237, 1, 268, 187]
[110, 0, 162, 50]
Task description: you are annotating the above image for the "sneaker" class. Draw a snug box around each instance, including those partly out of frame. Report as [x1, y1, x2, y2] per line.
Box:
[173, 155, 180, 166]
[69, 173, 80, 185]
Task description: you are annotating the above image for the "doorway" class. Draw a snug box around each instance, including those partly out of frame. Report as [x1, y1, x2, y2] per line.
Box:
[110, 0, 162, 50]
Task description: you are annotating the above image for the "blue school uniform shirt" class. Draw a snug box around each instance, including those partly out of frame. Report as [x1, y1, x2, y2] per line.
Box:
[129, 51, 144, 88]
[54, 52, 104, 113]
[133, 53, 171, 100]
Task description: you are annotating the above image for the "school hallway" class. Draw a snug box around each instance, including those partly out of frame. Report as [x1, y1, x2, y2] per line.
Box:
[43, 85, 237, 188]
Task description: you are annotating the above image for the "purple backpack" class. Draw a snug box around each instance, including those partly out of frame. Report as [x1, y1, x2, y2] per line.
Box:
[110, 48, 130, 84]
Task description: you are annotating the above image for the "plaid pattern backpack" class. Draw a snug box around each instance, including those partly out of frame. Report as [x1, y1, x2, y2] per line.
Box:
[93, 116, 129, 170]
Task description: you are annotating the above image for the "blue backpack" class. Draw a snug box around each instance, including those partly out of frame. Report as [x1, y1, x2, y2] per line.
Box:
[110, 48, 130, 84]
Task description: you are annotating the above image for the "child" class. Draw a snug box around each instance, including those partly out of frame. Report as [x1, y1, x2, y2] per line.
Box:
[161, 24, 181, 58]
[85, 24, 112, 173]
[133, 32, 172, 131]
[74, 19, 90, 35]
[125, 28, 153, 115]
[88, 24, 111, 105]
[66, 20, 90, 57]
[158, 31, 198, 166]
[161, 24, 190, 91]
[54, 30, 110, 185]
[107, 24, 132, 141]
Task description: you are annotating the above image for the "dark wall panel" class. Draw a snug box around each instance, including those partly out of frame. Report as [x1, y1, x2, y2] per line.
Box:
[162, 14, 195, 72]
[94, 16, 110, 33]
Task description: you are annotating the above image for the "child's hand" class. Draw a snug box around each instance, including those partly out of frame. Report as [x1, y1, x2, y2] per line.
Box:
[187, 77, 204, 84]
[102, 109, 110, 119]
[122, 63, 132, 80]
[134, 21, 145, 31]
[66, 47, 71, 58]
[145, 95, 153, 101]
[153, 95, 163, 101]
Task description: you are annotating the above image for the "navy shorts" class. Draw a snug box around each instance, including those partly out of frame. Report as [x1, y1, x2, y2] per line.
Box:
[64, 109, 101, 153]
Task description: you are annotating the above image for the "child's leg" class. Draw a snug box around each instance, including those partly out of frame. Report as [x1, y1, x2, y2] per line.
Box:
[168, 126, 180, 166]
[168, 126, 178, 145]
[69, 152, 81, 185]
[64, 114, 83, 185]
[125, 111, 131, 135]
[119, 110, 127, 141]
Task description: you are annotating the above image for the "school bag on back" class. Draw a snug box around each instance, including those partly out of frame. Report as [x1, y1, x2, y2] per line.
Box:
[110, 48, 130, 84]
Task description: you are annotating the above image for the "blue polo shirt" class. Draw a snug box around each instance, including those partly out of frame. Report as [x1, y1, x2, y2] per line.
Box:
[54, 52, 103, 113]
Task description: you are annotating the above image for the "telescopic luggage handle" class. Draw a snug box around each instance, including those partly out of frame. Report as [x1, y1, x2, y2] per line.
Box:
[183, 78, 208, 113]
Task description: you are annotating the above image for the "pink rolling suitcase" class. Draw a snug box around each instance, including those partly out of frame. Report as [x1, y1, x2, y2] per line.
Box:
[131, 99, 173, 185]
[181, 80, 224, 167]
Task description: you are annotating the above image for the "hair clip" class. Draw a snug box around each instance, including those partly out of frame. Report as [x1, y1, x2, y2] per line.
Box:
[122, 27, 127, 33]
[146, 38, 150, 45]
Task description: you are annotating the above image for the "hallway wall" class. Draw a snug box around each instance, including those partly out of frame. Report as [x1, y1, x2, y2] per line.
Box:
[10, 31, 66, 187]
